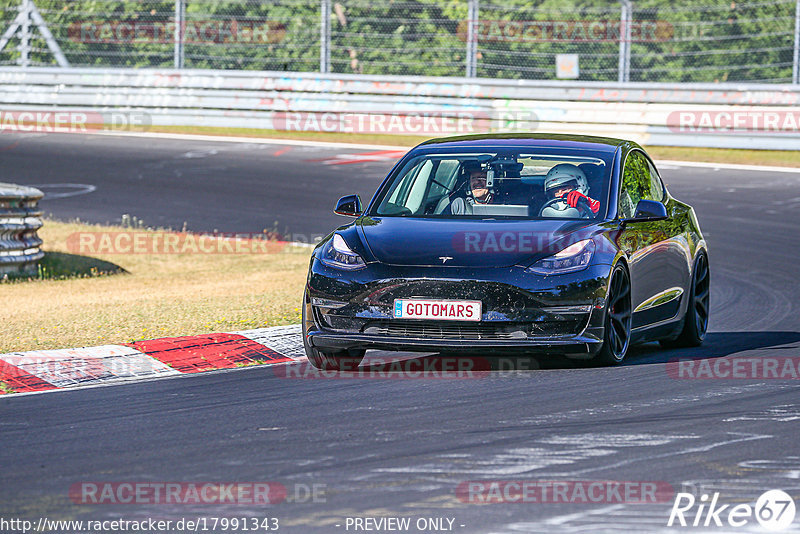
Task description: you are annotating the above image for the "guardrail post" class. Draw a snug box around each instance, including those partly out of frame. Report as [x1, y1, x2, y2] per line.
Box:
[466, 0, 479, 78]
[320, 0, 331, 73]
[618, 0, 632, 83]
[0, 0, 70, 67]
[18, 0, 30, 67]
[793, 0, 800, 84]
[174, 0, 185, 69]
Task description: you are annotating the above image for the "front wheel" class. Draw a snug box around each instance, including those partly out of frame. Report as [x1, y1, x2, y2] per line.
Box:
[660, 252, 709, 348]
[302, 290, 365, 370]
[594, 263, 633, 366]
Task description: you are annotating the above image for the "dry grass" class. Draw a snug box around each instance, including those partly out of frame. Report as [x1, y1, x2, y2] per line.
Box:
[644, 145, 800, 168]
[1, 220, 310, 353]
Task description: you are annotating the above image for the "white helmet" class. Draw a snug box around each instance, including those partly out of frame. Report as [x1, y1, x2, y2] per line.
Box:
[544, 163, 589, 199]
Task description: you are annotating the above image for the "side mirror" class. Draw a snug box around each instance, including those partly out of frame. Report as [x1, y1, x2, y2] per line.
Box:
[625, 199, 668, 223]
[334, 194, 362, 217]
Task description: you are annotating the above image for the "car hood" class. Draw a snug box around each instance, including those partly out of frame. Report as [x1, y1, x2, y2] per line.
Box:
[358, 216, 598, 267]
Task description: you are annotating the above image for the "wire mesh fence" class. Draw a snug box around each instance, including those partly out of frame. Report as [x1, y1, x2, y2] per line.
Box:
[328, 0, 467, 76]
[476, 1, 623, 80]
[0, 0, 798, 83]
[631, 0, 799, 83]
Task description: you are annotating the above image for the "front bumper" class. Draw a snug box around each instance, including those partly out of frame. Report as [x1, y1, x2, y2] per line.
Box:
[308, 331, 604, 358]
[305, 260, 613, 358]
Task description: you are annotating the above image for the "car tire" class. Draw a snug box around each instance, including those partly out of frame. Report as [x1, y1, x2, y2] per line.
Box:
[660, 252, 709, 348]
[302, 290, 366, 370]
[594, 263, 633, 366]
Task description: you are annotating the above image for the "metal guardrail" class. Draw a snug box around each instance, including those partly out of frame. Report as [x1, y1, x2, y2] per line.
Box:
[1, 67, 800, 150]
[3, 67, 800, 103]
[0, 182, 44, 276]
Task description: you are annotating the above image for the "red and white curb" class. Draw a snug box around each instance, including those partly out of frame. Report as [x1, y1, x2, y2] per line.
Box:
[0, 325, 304, 395]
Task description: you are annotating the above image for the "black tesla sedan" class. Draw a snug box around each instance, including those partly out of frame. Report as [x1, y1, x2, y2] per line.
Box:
[302, 134, 709, 369]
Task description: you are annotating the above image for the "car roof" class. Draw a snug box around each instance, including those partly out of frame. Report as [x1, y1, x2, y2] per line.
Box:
[415, 133, 627, 154]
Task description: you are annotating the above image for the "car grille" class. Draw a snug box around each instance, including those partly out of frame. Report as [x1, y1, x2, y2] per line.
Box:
[361, 320, 580, 340]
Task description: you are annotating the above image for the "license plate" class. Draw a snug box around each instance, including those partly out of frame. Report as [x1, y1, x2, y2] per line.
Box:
[393, 299, 482, 321]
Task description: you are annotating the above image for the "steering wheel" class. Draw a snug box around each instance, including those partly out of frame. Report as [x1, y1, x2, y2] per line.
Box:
[539, 197, 593, 218]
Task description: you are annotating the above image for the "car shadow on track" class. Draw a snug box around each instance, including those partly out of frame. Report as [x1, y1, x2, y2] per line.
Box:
[354, 331, 800, 373]
[622, 331, 800, 366]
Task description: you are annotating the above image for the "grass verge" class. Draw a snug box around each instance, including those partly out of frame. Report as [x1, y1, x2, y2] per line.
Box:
[128, 125, 800, 168]
[1, 219, 309, 353]
[643, 145, 800, 168]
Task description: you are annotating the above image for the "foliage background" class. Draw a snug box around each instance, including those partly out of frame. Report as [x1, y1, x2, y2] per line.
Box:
[0, 0, 796, 83]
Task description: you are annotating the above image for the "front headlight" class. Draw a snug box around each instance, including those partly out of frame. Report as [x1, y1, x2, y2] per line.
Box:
[526, 239, 595, 274]
[319, 233, 366, 270]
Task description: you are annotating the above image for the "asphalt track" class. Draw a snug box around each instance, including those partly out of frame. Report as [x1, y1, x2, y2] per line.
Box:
[2, 132, 800, 533]
[0, 132, 393, 239]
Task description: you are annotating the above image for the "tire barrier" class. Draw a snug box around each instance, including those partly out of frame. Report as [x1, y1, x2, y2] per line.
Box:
[0, 182, 44, 276]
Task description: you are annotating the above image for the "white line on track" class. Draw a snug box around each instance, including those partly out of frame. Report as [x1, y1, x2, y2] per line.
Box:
[83, 130, 800, 174]
[28, 183, 97, 199]
[88, 130, 407, 151]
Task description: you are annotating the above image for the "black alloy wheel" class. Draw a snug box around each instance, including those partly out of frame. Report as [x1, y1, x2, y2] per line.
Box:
[596, 263, 633, 365]
[661, 252, 709, 348]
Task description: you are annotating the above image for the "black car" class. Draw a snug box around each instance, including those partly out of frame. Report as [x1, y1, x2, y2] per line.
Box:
[302, 133, 709, 369]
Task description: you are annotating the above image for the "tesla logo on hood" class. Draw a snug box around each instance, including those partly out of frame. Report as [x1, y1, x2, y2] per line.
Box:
[439, 256, 454, 263]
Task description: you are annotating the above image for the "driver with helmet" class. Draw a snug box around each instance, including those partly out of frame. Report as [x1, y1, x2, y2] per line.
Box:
[540, 163, 600, 218]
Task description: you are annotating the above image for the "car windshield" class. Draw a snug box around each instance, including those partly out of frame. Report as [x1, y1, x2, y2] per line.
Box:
[371, 148, 613, 220]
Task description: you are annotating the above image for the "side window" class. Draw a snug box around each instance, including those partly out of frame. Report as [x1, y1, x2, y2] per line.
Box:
[619, 150, 652, 219]
[428, 160, 460, 199]
[646, 160, 665, 202]
[381, 159, 425, 211]
[405, 160, 434, 213]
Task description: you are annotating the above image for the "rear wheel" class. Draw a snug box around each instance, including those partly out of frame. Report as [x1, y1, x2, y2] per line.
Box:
[302, 290, 365, 370]
[594, 263, 633, 366]
[660, 252, 709, 348]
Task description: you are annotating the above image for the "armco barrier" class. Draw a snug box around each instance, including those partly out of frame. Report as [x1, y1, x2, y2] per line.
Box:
[1, 67, 800, 150]
[0, 183, 44, 275]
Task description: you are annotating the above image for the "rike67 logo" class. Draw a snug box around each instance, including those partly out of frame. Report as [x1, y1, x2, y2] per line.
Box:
[668, 489, 796, 530]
